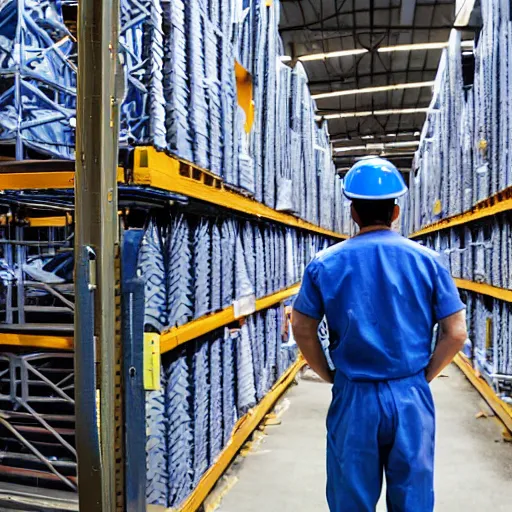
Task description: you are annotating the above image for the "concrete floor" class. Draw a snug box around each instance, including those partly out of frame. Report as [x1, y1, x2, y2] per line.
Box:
[217, 365, 512, 512]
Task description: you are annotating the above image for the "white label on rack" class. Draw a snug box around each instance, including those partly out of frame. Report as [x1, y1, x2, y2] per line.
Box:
[233, 294, 256, 319]
[476, 163, 488, 175]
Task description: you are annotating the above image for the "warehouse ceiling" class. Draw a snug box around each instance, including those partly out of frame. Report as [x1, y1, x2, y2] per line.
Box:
[279, 0, 478, 172]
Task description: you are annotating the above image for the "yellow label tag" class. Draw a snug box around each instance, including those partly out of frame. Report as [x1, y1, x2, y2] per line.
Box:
[485, 318, 492, 350]
[433, 200, 442, 215]
[144, 333, 161, 391]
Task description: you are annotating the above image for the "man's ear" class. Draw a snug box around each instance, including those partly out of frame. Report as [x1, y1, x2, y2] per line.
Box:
[391, 204, 400, 222]
[351, 203, 361, 227]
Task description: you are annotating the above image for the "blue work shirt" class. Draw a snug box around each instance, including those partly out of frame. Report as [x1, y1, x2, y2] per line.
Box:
[293, 230, 465, 381]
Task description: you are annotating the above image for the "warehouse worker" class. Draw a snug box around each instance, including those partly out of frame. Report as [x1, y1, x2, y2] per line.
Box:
[292, 157, 467, 512]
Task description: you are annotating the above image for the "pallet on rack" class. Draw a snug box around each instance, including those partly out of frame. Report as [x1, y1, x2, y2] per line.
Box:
[178, 357, 306, 512]
[130, 147, 347, 240]
[410, 185, 512, 238]
[453, 353, 512, 434]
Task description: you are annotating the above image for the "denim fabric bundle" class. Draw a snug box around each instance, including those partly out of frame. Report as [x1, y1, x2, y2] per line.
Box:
[237, 323, 257, 413]
[222, 327, 237, 445]
[145, 368, 168, 506]
[402, 3, 512, 236]
[165, 348, 193, 508]
[120, 0, 166, 148]
[193, 219, 212, 317]
[137, 219, 168, 332]
[0, 0, 76, 159]
[186, 1, 210, 169]
[210, 224, 222, 312]
[162, 0, 194, 161]
[167, 214, 194, 328]
[209, 335, 223, 463]
[192, 339, 210, 486]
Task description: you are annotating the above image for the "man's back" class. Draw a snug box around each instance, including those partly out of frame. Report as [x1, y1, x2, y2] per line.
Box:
[293, 230, 464, 380]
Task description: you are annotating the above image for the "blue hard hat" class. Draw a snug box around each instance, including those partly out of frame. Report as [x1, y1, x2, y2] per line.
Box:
[343, 156, 408, 200]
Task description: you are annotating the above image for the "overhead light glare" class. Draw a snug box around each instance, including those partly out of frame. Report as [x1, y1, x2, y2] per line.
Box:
[378, 42, 448, 53]
[299, 48, 367, 62]
[312, 81, 435, 100]
[297, 40, 475, 62]
[323, 108, 429, 120]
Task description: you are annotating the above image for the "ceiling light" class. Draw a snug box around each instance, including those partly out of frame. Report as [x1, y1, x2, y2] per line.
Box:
[334, 145, 367, 153]
[312, 81, 434, 100]
[297, 40, 474, 62]
[378, 42, 448, 53]
[322, 108, 429, 120]
[299, 48, 367, 62]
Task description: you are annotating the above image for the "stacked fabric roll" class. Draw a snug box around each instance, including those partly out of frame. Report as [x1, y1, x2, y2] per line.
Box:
[147, 304, 299, 509]
[403, 1, 512, 236]
[134, 211, 334, 334]
[416, 218, 512, 404]
[0, 0, 76, 159]
[2, 0, 346, 235]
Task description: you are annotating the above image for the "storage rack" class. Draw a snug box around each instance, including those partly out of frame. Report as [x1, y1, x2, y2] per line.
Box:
[403, 3, 512, 433]
[0, 154, 347, 509]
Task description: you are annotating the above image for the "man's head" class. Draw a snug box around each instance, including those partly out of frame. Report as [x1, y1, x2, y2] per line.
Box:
[351, 199, 400, 228]
[343, 156, 407, 228]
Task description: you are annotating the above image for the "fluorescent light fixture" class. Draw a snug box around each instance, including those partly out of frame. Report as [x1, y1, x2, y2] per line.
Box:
[334, 145, 367, 153]
[322, 107, 429, 120]
[298, 40, 474, 62]
[378, 42, 448, 53]
[299, 48, 367, 62]
[312, 81, 434, 100]
[454, 0, 476, 27]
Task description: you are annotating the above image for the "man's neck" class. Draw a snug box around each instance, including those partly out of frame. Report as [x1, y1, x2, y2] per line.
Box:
[357, 224, 391, 235]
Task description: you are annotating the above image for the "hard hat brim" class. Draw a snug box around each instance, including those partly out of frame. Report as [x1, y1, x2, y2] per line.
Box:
[344, 187, 408, 201]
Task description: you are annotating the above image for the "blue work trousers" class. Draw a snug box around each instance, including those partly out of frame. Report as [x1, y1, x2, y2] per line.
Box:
[326, 371, 435, 511]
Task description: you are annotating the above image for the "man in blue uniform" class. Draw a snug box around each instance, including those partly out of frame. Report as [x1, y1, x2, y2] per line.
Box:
[292, 157, 467, 511]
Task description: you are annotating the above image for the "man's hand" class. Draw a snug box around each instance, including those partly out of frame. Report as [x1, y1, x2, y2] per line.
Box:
[425, 309, 467, 383]
[291, 309, 334, 383]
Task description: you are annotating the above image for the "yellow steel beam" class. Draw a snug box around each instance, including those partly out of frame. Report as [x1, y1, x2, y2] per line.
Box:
[410, 186, 512, 238]
[0, 333, 73, 350]
[455, 278, 512, 303]
[179, 357, 306, 512]
[0, 167, 125, 191]
[27, 216, 70, 228]
[453, 353, 512, 434]
[132, 147, 347, 240]
[0, 284, 301, 354]
[160, 283, 301, 354]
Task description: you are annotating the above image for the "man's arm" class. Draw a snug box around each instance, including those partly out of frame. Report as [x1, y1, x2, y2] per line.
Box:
[291, 310, 334, 384]
[425, 309, 467, 383]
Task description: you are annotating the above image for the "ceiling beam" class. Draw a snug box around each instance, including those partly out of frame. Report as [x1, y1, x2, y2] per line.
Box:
[307, 69, 439, 88]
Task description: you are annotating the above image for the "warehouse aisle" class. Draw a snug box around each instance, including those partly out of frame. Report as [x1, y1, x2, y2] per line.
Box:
[217, 366, 512, 512]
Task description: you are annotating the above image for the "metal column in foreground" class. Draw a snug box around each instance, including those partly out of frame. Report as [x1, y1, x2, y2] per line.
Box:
[75, 0, 121, 508]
